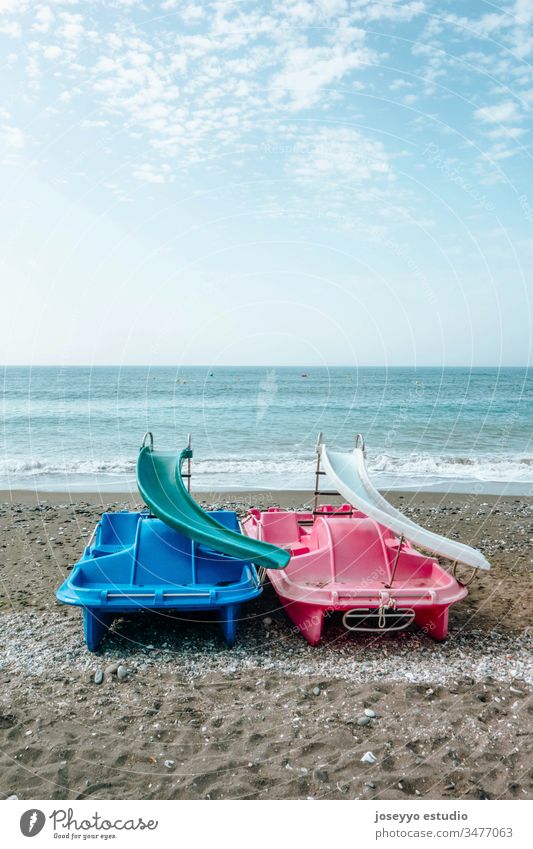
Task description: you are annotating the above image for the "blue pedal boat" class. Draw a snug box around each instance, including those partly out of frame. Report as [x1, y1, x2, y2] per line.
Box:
[56, 436, 289, 651]
[56, 510, 262, 650]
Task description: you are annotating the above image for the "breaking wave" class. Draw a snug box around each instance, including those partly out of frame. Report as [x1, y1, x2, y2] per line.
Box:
[1, 451, 533, 490]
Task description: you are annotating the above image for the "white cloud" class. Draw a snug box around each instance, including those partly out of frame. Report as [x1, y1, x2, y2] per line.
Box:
[181, 3, 206, 23]
[288, 127, 391, 185]
[33, 5, 53, 33]
[0, 0, 27, 11]
[362, 1, 425, 23]
[514, 0, 533, 24]
[389, 78, 411, 91]
[2, 124, 25, 149]
[0, 19, 20, 37]
[58, 12, 84, 47]
[486, 125, 526, 140]
[271, 43, 376, 110]
[80, 118, 108, 128]
[474, 100, 521, 124]
[43, 45, 62, 60]
[132, 162, 173, 184]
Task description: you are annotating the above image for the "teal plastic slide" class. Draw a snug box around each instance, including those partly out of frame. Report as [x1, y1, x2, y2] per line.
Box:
[136, 435, 290, 570]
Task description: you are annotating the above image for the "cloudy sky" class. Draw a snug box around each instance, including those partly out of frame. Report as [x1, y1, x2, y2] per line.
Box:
[1, 0, 532, 366]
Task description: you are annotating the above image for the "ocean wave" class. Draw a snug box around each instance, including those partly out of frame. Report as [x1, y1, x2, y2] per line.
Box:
[370, 453, 533, 481]
[1, 451, 533, 487]
[0, 458, 136, 476]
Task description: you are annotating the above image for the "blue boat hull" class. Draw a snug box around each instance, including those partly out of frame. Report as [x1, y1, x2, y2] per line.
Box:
[57, 511, 261, 650]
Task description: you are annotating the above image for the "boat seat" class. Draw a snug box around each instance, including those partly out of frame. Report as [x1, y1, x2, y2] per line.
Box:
[96, 512, 140, 548]
[260, 511, 301, 546]
[134, 519, 193, 586]
[326, 518, 387, 582]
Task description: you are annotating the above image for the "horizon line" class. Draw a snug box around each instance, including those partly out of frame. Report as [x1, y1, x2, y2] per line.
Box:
[1, 363, 531, 370]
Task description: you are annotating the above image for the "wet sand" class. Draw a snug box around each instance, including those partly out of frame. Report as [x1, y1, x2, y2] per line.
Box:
[0, 490, 531, 800]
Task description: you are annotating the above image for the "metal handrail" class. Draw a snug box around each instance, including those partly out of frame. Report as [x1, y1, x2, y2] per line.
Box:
[342, 606, 415, 632]
[453, 561, 477, 587]
[141, 431, 154, 450]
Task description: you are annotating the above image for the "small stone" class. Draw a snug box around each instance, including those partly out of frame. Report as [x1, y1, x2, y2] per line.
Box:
[364, 708, 376, 718]
[357, 715, 371, 726]
[263, 617, 273, 627]
[364, 781, 376, 789]
[94, 669, 104, 685]
[312, 687, 321, 696]
[117, 665, 129, 681]
[6, 794, 18, 800]
[105, 662, 120, 677]
[361, 751, 377, 764]
[164, 759, 175, 769]
[445, 781, 456, 790]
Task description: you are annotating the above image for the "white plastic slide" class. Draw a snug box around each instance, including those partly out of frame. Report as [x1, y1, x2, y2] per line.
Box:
[319, 440, 491, 570]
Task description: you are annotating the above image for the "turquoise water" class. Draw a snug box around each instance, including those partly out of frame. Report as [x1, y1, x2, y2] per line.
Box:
[1, 366, 532, 493]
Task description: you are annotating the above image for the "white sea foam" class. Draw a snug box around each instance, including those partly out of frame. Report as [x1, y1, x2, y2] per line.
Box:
[1, 451, 533, 491]
[0, 458, 136, 476]
[370, 452, 533, 482]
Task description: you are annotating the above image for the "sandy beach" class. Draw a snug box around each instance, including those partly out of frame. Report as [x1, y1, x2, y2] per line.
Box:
[0, 489, 531, 801]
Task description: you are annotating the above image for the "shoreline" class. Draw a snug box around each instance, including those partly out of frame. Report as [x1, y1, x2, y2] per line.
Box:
[1, 487, 532, 505]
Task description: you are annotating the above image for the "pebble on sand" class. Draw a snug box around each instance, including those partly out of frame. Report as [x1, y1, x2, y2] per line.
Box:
[94, 669, 104, 685]
[164, 760, 175, 769]
[117, 665, 129, 681]
[356, 715, 371, 726]
[361, 751, 378, 764]
[312, 686, 321, 696]
[364, 708, 377, 718]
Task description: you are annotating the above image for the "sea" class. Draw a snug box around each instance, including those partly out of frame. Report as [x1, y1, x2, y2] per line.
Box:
[1, 366, 532, 494]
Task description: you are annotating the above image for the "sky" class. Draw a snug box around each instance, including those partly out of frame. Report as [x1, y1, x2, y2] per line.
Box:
[0, 0, 532, 367]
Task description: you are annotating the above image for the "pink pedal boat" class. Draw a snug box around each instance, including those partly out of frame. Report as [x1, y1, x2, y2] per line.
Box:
[243, 434, 490, 645]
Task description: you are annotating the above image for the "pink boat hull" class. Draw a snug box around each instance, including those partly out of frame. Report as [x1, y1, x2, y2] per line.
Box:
[243, 506, 467, 645]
